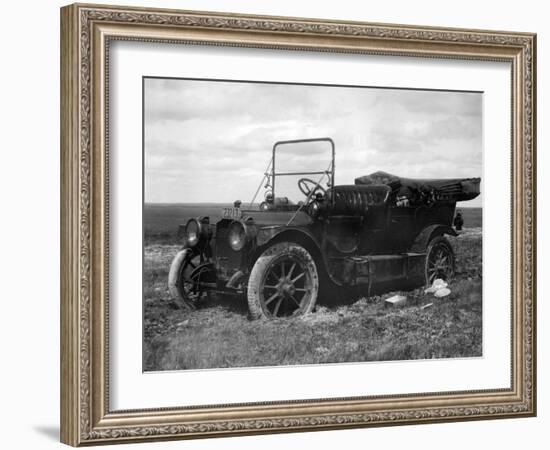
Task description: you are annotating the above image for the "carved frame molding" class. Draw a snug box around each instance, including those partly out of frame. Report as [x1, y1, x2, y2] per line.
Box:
[60, 3, 536, 446]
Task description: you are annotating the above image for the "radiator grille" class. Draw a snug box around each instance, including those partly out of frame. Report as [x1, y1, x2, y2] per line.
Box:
[214, 221, 244, 280]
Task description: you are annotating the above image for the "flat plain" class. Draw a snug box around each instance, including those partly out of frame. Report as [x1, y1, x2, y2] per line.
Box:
[143, 204, 482, 371]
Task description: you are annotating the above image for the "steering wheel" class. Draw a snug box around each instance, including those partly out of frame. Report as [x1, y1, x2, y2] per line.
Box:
[298, 178, 326, 198]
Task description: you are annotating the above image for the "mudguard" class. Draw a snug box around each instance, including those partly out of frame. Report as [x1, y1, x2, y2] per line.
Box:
[256, 226, 319, 248]
[254, 227, 341, 286]
[409, 224, 457, 253]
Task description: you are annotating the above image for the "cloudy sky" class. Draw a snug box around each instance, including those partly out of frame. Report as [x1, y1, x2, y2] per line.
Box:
[144, 78, 482, 207]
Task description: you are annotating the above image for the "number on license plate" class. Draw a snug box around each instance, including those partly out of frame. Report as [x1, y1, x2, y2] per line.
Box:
[222, 207, 242, 219]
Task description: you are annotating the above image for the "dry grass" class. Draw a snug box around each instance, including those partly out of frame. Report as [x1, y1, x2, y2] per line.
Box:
[143, 228, 482, 371]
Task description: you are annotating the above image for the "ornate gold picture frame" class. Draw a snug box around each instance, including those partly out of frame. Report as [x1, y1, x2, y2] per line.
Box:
[60, 3, 536, 446]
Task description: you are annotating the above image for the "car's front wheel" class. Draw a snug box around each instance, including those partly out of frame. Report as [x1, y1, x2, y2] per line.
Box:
[247, 243, 319, 319]
[168, 249, 209, 310]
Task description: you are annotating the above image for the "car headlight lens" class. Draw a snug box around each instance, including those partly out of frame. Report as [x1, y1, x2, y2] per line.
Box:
[185, 219, 201, 247]
[228, 221, 252, 251]
[308, 200, 321, 218]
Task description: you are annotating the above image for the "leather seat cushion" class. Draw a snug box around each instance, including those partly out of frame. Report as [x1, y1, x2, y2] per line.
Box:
[326, 185, 390, 216]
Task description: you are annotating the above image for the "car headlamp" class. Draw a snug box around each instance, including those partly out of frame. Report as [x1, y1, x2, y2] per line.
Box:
[307, 200, 321, 218]
[185, 218, 203, 248]
[228, 221, 254, 251]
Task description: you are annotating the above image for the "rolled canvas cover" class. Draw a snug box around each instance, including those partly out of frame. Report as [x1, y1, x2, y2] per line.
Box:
[354, 171, 480, 202]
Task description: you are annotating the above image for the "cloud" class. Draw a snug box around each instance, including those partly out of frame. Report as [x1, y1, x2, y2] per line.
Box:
[144, 78, 482, 206]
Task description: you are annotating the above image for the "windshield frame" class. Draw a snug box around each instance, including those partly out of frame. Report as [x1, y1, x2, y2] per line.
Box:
[271, 137, 335, 201]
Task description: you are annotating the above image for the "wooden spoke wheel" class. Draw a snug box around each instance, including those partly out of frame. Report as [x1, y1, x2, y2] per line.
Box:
[425, 236, 455, 285]
[247, 243, 319, 319]
[168, 249, 209, 310]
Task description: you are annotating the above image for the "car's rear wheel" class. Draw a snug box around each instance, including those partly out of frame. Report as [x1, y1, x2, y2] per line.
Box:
[247, 243, 319, 319]
[425, 236, 455, 285]
[168, 249, 209, 310]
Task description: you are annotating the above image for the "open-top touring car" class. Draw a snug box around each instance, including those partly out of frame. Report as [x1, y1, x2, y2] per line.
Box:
[168, 138, 480, 319]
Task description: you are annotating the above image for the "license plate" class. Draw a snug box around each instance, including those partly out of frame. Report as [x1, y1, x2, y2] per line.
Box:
[222, 207, 242, 219]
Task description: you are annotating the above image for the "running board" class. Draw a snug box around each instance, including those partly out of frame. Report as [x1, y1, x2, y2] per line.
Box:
[328, 253, 425, 286]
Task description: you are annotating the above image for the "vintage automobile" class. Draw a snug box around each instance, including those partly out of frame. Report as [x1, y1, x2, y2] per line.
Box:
[168, 138, 480, 319]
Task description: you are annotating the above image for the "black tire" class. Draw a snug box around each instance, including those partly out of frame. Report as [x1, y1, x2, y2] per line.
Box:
[247, 243, 319, 319]
[425, 236, 455, 285]
[168, 249, 208, 310]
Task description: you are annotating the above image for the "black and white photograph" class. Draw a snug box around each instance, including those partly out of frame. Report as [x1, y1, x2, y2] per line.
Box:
[142, 77, 483, 371]
[50, 1, 541, 447]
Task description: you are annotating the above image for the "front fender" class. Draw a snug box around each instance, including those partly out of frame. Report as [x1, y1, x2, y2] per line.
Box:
[256, 226, 279, 247]
[409, 224, 457, 253]
[252, 227, 345, 287]
[256, 226, 319, 248]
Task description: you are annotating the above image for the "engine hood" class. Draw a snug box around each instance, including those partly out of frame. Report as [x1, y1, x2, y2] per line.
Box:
[240, 209, 313, 227]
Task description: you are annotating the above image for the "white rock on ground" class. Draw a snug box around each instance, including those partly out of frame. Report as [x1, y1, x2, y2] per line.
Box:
[434, 287, 451, 298]
[384, 295, 407, 307]
[424, 278, 448, 294]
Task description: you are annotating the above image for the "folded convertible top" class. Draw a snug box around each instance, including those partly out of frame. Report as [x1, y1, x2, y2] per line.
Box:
[354, 171, 481, 202]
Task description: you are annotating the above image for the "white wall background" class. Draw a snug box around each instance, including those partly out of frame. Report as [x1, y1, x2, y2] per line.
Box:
[0, 1, 545, 449]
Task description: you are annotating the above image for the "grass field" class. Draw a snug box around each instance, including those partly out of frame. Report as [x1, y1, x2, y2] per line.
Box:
[143, 204, 482, 371]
